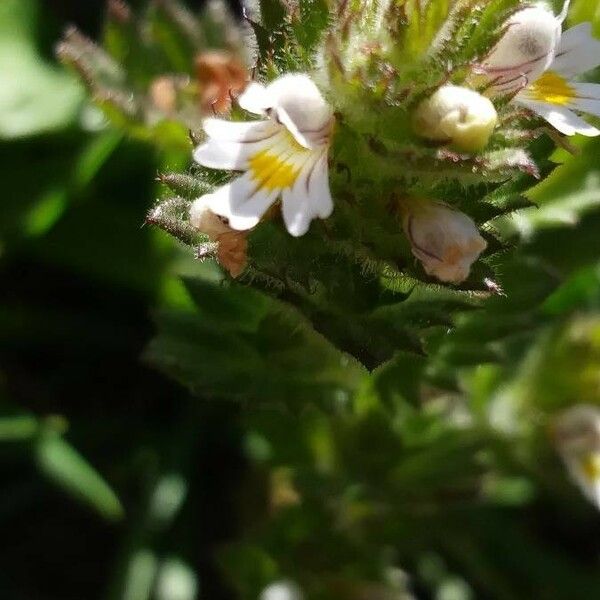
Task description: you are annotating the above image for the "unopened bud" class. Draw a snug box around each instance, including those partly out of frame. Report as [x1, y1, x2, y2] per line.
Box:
[401, 198, 487, 284]
[158, 172, 212, 200]
[553, 404, 600, 510]
[482, 4, 561, 94]
[413, 85, 498, 152]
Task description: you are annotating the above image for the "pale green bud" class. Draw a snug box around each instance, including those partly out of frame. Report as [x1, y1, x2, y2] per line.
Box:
[413, 85, 498, 152]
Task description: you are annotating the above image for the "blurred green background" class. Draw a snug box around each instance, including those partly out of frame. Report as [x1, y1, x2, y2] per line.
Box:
[3, 1, 600, 599]
[1, 1, 244, 598]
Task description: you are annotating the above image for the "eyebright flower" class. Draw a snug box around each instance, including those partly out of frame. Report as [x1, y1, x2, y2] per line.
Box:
[189, 197, 248, 278]
[401, 198, 488, 284]
[193, 73, 335, 237]
[515, 22, 600, 137]
[413, 85, 498, 152]
[481, 3, 565, 95]
[553, 404, 600, 509]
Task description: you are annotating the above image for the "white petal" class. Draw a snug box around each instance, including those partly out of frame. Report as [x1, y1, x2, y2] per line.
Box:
[194, 121, 283, 170]
[194, 137, 270, 170]
[280, 151, 329, 236]
[483, 5, 560, 93]
[238, 82, 271, 115]
[276, 106, 314, 149]
[205, 173, 279, 231]
[307, 154, 333, 219]
[266, 74, 333, 145]
[517, 98, 600, 136]
[571, 83, 600, 117]
[203, 117, 278, 142]
[552, 23, 600, 77]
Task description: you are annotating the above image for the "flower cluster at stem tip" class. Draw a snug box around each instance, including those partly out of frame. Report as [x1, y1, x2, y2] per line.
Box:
[189, 0, 600, 284]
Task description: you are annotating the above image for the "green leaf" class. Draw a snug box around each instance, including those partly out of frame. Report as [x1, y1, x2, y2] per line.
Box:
[146, 279, 368, 407]
[35, 431, 124, 521]
[499, 137, 600, 238]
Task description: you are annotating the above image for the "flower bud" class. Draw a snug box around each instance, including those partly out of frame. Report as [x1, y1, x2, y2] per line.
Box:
[413, 85, 498, 152]
[190, 197, 248, 278]
[553, 404, 600, 509]
[401, 198, 487, 284]
[482, 4, 562, 94]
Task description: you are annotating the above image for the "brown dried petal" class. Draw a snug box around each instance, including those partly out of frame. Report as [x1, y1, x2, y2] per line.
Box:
[217, 231, 248, 278]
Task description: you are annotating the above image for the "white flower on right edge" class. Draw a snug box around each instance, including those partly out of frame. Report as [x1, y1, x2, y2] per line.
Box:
[400, 198, 487, 284]
[553, 404, 600, 509]
[515, 22, 600, 137]
[193, 73, 334, 237]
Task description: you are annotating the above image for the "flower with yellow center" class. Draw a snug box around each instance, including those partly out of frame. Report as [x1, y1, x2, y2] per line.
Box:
[193, 73, 335, 237]
[515, 22, 600, 136]
[553, 404, 600, 509]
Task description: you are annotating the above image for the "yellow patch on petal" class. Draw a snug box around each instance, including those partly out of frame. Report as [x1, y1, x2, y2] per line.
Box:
[528, 71, 576, 106]
[580, 453, 600, 482]
[249, 149, 302, 191]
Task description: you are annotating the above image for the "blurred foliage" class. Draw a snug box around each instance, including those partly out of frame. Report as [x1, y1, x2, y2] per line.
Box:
[2, 1, 600, 600]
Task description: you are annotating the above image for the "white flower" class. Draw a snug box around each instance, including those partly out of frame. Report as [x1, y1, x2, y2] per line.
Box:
[553, 404, 600, 509]
[413, 85, 498, 152]
[193, 73, 334, 237]
[401, 198, 487, 284]
[260, 580, 304, 600]
[481, 3, 566, 95]
[515, 22, 600, 137]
